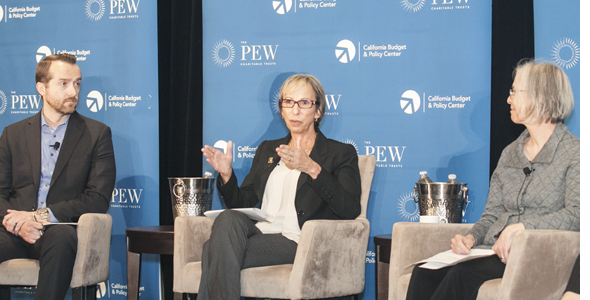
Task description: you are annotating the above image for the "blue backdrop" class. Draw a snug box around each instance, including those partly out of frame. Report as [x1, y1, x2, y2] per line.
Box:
[0, 0, 160, 298]
[534, 0, 580, 138]
[203, 1, 492, 299]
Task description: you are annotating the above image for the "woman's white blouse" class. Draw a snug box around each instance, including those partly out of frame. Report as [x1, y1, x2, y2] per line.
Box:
[256, 161, 302, 243]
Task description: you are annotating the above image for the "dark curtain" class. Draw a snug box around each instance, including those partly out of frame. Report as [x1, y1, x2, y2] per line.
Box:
[489, 0, 535, 175]
[158, 1, 203, 299]
[158, 0, 204, 227]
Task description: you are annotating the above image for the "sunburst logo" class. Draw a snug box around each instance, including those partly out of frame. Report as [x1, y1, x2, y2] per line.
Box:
[341, 139, 359, 154]
[401, 0, 426, 12]
[552, 38, 579, 70]
[85, 0, 105, 21]
[212, 40, 235, 68]
[398, 191, 420, 221]
[272, 91, 281, 114]
[0, 90, 7, 115]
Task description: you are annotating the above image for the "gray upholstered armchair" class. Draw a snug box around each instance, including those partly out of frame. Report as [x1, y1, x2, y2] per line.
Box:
[0, 213, 112, 300]
[388, 222, 580, 300]
[174, 155, 376, 299]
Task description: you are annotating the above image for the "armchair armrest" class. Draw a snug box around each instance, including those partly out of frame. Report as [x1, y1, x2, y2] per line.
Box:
[389, 222, 473, 300]
[477, 230, 580, 300]
[173, 216, 214, 292]
[71, 213, 113, 288]
[289, 218, 370, 299]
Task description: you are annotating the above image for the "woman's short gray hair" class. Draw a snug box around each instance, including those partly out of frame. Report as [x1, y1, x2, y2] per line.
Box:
[514, 59, 574, 124]
[278, 74, 326, 129]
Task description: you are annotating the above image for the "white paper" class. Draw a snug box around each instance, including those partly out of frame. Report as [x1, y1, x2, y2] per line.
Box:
[204, 208, 269, 222]
[407, 249, 496, 270]
[43, 222, 78, 227]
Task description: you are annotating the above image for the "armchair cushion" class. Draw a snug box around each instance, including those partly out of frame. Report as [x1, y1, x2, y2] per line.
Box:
[239, 218, 370, 299]
[389, 222, 473, 300]
[387, 223, 580, 300]
[173, 216, 214, 293]
[477, 230, 580, 300]
[70, 213, 113, 288]
[0, 213, 112, 288]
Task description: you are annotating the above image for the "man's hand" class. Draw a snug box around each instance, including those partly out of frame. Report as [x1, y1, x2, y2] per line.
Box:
[3, 210, 36, 235]
[18, 221, 45, 244]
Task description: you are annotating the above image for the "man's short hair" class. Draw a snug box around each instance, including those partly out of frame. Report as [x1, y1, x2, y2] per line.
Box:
[513, 59, 574, 124]
[35, 54, 78, 85]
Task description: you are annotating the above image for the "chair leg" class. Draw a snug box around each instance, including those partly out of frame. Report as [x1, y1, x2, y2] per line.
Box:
[72, 287, 84, 300]
[86, 285, 97, 300]
[0, 286, 11, 300]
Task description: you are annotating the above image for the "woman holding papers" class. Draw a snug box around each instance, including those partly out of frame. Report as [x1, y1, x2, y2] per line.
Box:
[406, 60, 580, 300]
[199, 74, 361, 300]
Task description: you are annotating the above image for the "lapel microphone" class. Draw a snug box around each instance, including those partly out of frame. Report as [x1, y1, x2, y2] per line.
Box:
[50, 142, 60, 150]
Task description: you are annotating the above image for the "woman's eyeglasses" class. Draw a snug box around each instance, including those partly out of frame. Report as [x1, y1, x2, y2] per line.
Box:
[280, 99, 316, 109]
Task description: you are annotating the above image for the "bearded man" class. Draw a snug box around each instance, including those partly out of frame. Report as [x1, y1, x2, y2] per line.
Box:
[0, 54, 116, 300]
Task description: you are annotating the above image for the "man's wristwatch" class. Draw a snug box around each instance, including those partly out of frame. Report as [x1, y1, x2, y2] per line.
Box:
[36, 207, 49, 221]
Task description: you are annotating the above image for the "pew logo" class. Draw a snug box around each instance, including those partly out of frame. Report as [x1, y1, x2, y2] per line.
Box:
[239, 41, 279, 66]
[400, 90, 420, 114]
[552, 38, 579, 69]
[398, 191, 420, 221]
[9, 91, 42, 113]
[0, 90, 7, 115]
[363, 141, 405, 168]
[341, 139, 359, 154]
[401, 0, 426, 12]
[111, 188, 143, 208]
[212, 40, 235, 68]
[36, 46, 52, 63]
[335, 40, 356, 63]
[86, 90, 104, 112]
[325, 94, 341, 116]
[85, 0, 106, 21]
[109, 0, 141, 17]
[272, 0, 293, 14]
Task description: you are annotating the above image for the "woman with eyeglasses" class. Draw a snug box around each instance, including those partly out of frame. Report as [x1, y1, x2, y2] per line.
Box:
[405, 60, 580, 300]
[199, 74, 361, 300]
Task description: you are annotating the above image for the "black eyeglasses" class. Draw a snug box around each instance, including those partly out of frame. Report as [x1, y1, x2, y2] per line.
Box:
[279, 99, 316, 109]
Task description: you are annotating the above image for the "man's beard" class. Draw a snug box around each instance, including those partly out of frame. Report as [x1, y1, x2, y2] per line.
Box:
[46, 96, 78, 115]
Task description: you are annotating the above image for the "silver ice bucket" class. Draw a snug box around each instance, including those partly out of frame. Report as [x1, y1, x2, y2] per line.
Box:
[413, 182, 469, 223]
[168, 177, 215, 219]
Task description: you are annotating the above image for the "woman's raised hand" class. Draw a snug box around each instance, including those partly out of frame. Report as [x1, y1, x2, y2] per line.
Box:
[202, 141, 233, 184]
[276, 137, 321, 179]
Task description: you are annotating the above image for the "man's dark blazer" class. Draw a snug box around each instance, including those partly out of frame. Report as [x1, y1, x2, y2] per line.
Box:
[217, 130, 361, 229]
[0, 111, 116, 222]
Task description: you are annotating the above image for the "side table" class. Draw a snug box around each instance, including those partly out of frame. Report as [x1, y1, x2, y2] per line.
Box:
[126, 225, 174, 300]
[374, 234, 392, 300]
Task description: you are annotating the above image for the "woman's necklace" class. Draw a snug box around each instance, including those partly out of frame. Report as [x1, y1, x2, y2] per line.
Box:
[289, 133, 316, 153]
[289, 143, 313, 152]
